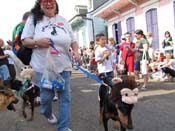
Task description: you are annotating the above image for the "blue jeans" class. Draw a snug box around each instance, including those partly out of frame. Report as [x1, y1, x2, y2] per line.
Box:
[0, 64, 10, 80]
[134, 61, 140, 71]
[33, 71, 71, 131]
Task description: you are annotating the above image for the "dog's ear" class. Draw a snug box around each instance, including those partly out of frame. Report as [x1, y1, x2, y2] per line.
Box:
[98, 73, 106, 80]
[11, 80, 22, 91]
[112, 77, 122, 85]
[3, 79, 12, 87]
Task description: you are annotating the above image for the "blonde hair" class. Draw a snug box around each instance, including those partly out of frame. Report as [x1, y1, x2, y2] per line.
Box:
[108, 38, 116, 44]
[147, 32, 152, 37]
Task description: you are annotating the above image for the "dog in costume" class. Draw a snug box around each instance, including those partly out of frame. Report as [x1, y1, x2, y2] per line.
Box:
[99, 75, 138, 131]
[19, 66, 40, 121]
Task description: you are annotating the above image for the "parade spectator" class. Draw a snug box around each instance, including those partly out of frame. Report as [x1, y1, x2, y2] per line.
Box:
[79, 46, 83, 65]
[158, 50, 175, 81]
[147, 32, 153, 47]
[3, 45, 16, 80]
[0, 39, 10, 80]
[134, 29, 150, 90]
[21, 0, 79, 131]
[82, 46, 89, 68]
[87, 41, 97, 74]
[149, 51, 165, 73]
[108, 38, 118, 77]
[10, 11, 32, 65]
[95, 33, 113, 85]
[119, 32, 135, 76]
[162, 31, 173, 53]
[147, 32, 154, 61]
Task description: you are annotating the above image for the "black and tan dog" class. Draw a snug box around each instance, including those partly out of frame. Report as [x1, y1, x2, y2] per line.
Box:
[99, 76, 138, 131]
[4, 66, 40, 121]
[0, 80, 19, 111]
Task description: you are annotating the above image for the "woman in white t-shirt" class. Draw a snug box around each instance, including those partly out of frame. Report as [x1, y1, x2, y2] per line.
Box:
[21, 0, 79, 131]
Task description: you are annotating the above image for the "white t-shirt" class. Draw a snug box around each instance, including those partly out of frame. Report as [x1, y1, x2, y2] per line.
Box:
[164, 59, 175, 70]
[21, 15, 76, 73]
[95, 46, 113, 74]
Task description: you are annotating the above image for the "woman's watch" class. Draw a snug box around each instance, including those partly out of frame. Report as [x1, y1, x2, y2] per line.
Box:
[34, 40, 38, 48]
[34, 44, 38, 48]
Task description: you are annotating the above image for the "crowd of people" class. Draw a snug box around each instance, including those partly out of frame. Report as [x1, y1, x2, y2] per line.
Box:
[78, 30, 175, 90]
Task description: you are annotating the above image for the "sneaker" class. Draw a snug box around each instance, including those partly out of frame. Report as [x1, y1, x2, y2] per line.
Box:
[65, 128, 72, 131]
[53, 96, 58, 101]
[140, 86, 147, 91]
[48, 114, 57, 124]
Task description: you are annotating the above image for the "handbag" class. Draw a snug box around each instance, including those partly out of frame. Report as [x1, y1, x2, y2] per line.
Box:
[141, 51, 149, 75]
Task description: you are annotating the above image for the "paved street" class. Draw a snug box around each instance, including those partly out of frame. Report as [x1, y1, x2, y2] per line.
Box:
[0, 70, 175, 131]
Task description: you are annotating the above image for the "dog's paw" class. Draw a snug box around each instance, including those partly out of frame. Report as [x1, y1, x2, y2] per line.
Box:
[113, 121, 119, 129]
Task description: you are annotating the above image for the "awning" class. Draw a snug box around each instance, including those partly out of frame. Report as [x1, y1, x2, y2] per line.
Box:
[93, 0, 149, 20]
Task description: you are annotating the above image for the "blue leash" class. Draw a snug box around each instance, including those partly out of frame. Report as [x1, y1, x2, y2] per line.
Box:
[74, 65, 103, 84]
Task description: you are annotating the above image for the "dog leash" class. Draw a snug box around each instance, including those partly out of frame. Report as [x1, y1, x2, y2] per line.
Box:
[73, 65, 112, 91]
[49, 39, 60, 55]
[73, 64, 106, 84]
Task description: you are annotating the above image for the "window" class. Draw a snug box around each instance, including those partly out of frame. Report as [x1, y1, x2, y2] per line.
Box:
[146, 8, 159, 49]
[173, 1, 175, 27]
[126, 17, 135, 41]
[112, 21, 122, 44]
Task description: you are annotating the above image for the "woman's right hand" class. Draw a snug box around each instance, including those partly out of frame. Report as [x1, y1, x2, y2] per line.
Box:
[36, 38, 50, 48]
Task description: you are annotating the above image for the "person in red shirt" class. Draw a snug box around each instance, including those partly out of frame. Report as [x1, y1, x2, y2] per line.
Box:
[119, 32, 135, 75]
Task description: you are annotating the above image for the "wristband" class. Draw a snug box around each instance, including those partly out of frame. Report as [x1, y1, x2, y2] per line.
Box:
[34, 40, 38, 48]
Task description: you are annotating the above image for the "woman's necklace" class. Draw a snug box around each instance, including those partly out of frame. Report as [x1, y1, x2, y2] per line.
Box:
[47, 16, 58, 36]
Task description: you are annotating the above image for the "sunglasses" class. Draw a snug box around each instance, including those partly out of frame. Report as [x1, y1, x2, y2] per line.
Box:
[40, 0, 55, 5]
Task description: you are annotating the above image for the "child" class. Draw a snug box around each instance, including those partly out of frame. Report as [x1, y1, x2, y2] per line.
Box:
[108, 38, 118, 77]
[95, 33, 114, 121]
[95, 33, 114, 85]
